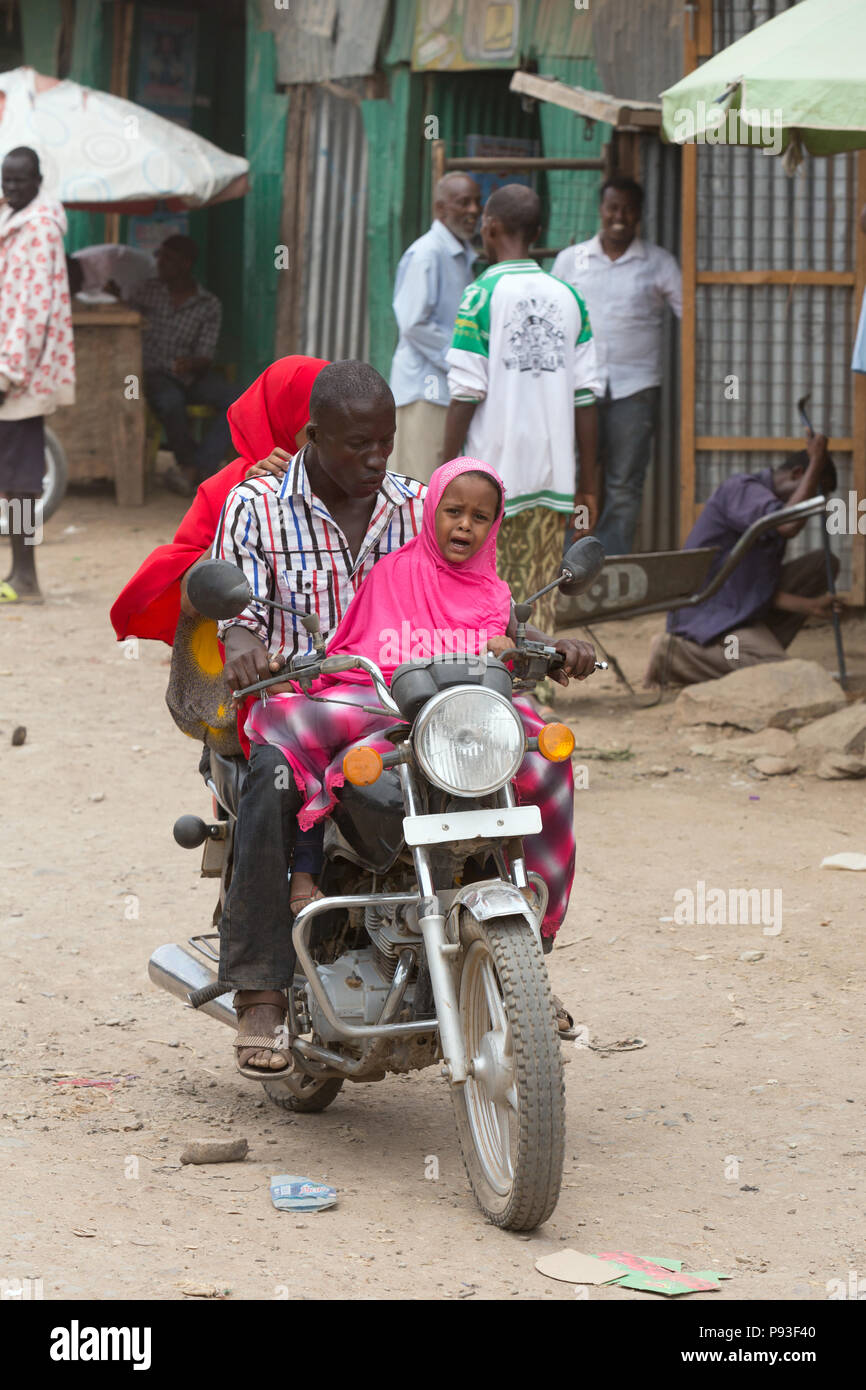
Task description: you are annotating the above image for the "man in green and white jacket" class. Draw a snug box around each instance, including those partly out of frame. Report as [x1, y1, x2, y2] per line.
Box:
[443, 184, 601, 631]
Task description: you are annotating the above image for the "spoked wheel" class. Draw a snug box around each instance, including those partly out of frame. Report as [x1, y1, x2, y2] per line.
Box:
[262, 1071, 344, 1114]
[451, 914, 565, 1230]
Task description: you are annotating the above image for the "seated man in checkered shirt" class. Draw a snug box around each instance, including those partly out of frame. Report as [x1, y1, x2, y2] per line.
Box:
[130, 235, 238, 497]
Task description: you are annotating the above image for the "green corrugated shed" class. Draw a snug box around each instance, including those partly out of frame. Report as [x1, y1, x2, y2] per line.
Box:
[534, 56, 610, 265]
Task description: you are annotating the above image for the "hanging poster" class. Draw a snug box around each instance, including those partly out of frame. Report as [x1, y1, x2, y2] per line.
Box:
[412, 0, 521, 71]
[136, 7, 198, 128]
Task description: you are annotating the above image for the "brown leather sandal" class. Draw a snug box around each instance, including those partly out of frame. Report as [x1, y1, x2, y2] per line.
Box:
[234, 990, 292, 1080]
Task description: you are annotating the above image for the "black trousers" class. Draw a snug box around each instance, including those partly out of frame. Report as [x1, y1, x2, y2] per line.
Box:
[217, 743, 302, 992]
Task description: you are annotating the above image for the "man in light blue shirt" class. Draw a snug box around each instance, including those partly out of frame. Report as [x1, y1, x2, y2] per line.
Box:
[852, 204, 866, 376]
[388, 173, 481, 482]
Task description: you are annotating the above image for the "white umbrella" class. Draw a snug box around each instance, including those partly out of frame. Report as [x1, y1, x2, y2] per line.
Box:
[0, 67, 248, 212]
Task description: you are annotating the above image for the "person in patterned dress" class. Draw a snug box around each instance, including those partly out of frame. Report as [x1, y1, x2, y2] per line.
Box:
[0, 146, 75, 603]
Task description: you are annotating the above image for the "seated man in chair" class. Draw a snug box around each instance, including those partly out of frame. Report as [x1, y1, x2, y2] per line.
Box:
[645, 432, 842, 686]
[129, 235, 238, 497]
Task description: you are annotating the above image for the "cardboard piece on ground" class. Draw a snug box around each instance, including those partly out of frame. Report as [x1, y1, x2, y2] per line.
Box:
[535, 1249, 626, 1285]
[596, 1250, 721, 1296]
[269, 1174, 337, 1213]
[820, 852, 866, 872]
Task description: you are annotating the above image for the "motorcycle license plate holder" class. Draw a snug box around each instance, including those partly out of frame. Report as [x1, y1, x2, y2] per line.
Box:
[403, 804, 541, 847]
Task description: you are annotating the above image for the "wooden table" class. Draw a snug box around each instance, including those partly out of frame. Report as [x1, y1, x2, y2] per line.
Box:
[52, 303, 146, 506]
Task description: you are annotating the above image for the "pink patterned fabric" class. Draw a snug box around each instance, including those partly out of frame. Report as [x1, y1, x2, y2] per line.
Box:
[321, 456, 512, 686]
[246, 689, 575, 935]
[0, 195, 75, 419]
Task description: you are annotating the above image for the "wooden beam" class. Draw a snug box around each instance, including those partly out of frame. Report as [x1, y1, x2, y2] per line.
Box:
[697, 436, 853, 452]
[852, 149, 866, 603]
[508, 71, 661, 128]
[444, 156, 605, 172]
[697, 270, 855, 286]
[680, 139, 697, 544]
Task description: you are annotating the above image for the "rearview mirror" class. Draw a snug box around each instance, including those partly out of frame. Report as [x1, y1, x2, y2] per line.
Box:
[558, 537, 606, 597]
[186, 558, 252, 620]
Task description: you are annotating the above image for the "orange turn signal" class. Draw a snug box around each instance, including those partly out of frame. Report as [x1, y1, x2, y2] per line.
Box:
[342, 746, 383, 786]
[537, 722, 575, 762]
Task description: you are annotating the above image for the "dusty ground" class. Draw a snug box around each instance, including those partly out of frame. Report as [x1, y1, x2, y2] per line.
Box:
[1, 487, 865, 1303]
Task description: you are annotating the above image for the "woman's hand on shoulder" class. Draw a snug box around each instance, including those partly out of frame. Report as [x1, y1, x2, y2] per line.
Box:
[245, 447, 292, 481]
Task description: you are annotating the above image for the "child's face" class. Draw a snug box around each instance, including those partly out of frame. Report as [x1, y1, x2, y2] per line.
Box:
[435, 475, 500, 563]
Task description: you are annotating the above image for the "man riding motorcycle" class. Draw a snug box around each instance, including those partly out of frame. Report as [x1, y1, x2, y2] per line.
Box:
[209, 360, 596, 1076]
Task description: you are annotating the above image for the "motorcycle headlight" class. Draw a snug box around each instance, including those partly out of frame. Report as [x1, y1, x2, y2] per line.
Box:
[412, 686, 525, 797]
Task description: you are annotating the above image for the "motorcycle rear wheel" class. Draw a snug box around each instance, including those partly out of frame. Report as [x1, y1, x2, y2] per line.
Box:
[451, 913, 565, 1230]
[263, 1071, 344, 1113]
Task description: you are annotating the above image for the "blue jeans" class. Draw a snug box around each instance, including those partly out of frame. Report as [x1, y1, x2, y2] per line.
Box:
[144, 369, 238, 480]
[592, 386, 660, 558]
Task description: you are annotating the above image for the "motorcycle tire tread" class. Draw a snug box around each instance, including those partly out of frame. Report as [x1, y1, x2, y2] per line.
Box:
[452, 913, 565, 1231]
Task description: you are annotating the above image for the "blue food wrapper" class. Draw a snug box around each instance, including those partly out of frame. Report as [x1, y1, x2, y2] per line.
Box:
[270, 1174, 337, 1213]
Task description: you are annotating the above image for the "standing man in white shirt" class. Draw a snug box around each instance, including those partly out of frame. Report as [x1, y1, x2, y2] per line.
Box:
[388, 173, 481, 483]
[553, 175, 682, 556]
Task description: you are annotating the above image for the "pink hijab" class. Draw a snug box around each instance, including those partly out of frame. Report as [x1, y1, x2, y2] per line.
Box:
[325, 457, 512, 684]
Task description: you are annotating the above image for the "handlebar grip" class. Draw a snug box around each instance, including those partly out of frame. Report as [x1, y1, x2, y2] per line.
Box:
[548, 651, 565, 672]
[320, 654, 359, 674]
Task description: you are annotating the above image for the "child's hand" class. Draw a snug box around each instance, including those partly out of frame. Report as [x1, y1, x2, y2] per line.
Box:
[485, 635, 513, 659]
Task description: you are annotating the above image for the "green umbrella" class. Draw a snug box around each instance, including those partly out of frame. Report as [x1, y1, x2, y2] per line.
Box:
[661, 0, 866, 163]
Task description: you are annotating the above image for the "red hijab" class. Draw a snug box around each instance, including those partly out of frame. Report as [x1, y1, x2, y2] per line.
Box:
[110, 355, 328, 645]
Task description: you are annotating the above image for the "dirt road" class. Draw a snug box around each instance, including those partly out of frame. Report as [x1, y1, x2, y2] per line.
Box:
[1, 491, 864, 1301]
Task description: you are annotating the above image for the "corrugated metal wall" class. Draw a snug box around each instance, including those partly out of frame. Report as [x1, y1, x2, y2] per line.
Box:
[300, 83, 370, 362]
[695, 0, 856, 586]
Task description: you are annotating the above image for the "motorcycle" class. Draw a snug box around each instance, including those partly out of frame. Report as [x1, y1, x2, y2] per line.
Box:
[149, 537, 606, 1230]
[0, 426, 68, 535]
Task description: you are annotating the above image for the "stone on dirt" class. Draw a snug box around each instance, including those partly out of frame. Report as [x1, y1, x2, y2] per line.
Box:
[815, 754, 866, 781]
[796, 701, 866, 758]
[180, 1137, 249, 1165]
[674, 660, 845, 732]
[693, 729, 798, 762]
[752, 755, 799, 776]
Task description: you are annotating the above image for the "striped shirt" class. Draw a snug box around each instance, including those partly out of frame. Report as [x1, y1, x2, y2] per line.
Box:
[213, 447, 426, 661]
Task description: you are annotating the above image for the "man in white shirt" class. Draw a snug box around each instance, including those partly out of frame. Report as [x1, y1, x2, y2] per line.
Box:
[553, 176, 681, 556]
[388, 173, 481, 483]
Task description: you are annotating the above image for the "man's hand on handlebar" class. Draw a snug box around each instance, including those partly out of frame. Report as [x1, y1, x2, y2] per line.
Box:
[551, 637, 597, 685]
[223, 628, 285, 705]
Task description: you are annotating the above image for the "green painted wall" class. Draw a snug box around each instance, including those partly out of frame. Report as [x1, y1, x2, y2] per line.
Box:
[535, 56, 611, 267]
[361, 65, 417, 377]
[242, 1, 289, 389]
[20, 0, 63, 75]
[66, 0, 110, 252]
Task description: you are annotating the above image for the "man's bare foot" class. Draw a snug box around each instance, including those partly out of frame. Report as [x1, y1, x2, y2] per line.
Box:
[234, 989, 289, 1073]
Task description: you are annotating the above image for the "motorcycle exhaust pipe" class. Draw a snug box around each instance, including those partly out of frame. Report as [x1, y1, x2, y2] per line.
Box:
[148, 943, 237, 1029]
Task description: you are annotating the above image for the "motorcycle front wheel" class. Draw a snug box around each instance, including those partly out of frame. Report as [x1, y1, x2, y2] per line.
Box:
[451, 913, 565, 1230]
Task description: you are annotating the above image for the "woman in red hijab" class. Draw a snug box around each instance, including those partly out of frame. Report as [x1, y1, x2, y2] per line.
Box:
[110, 355, 328, 647]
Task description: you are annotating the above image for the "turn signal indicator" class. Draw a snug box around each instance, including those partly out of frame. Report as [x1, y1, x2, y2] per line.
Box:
[342, 746, 383, 785]
[537, 722, 575, 762]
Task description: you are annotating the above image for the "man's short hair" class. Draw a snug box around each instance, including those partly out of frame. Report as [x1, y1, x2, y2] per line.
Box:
[3, 145, 41, 177]
[160, 234, 199, 263]
[775, 448, 838, 495]
[600, 174, 644, 211]
[434, 171, 477, 204]
[485, 184, 541, 239]
[309, 360, 393, 421]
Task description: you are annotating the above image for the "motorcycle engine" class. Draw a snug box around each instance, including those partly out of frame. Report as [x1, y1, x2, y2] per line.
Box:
[364, 905, 421, 981]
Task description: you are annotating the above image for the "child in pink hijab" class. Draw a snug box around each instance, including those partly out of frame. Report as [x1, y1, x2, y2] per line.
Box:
[246, 457, 575, 943]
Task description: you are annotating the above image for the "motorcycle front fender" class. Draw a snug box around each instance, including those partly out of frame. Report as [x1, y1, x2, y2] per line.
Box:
[445, 879, 541, 947]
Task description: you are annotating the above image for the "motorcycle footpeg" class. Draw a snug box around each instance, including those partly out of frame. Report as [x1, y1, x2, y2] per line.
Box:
[187, 980, 229, 1009]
